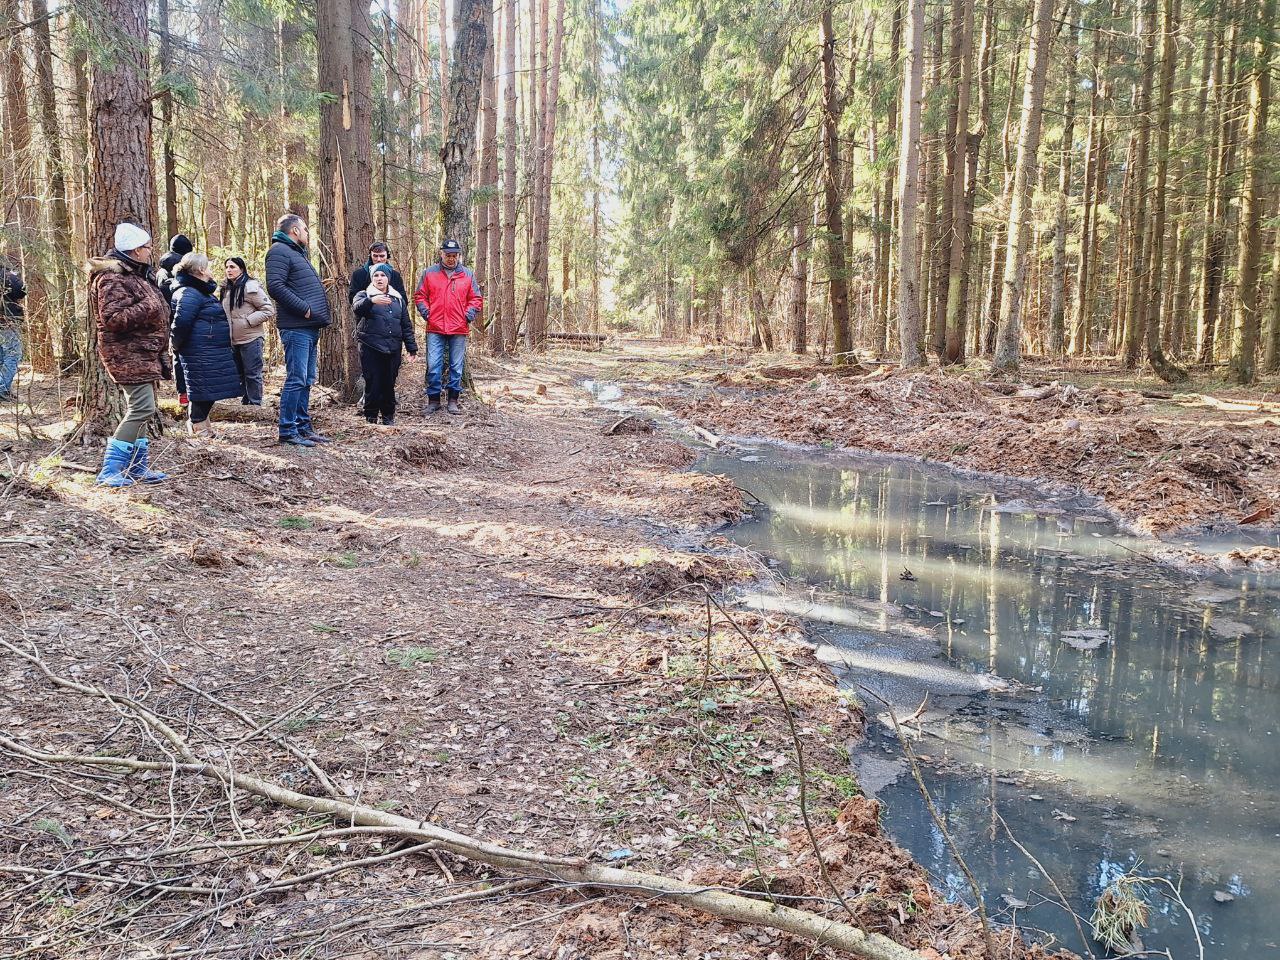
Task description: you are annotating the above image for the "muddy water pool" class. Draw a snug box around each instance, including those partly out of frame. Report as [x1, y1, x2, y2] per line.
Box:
[703, 445, 1280, 959]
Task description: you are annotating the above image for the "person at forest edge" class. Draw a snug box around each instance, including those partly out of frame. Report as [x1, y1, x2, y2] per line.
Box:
[413, 239, 482, 416]
[87, 223, 171, 487]
[171, 252, 241, 437]
[266, 213, 331, 447]
[353, 263, 417, 425]
[156, 234, 194, 407]
[348, 241, 408, 304]
[220, 256, 275, 406]
[0, 264, 26, 402]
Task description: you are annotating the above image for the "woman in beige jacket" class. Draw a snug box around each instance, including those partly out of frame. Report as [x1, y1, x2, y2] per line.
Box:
[219, 256, 275, 405]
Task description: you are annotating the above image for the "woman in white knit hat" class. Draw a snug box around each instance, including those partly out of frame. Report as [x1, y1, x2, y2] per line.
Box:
[85, 222, 172, 486]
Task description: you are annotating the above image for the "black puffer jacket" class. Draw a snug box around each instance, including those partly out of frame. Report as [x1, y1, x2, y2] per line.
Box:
[1, 270, 26, 327]
[353, 286, 418, 355]
[156, 234, 193, 306]
[171, 273, 241, 403]
[265, 233, 331, 330]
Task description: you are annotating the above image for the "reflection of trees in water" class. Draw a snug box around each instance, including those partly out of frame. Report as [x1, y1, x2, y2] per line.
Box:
[743, 459, 1278, 791]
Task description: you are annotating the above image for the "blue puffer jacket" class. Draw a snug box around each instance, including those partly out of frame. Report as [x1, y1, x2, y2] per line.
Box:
[171, 273, 241, 403]
[265, 232, 331, 330]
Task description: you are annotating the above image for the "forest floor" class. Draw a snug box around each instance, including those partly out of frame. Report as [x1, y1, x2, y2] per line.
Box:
[544, 341, 1280, 565]
[0, 354, 1070, 960]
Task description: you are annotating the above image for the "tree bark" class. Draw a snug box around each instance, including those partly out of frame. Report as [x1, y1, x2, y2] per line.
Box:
[1197, 16, 1240, 365]
[1121, 0, 1157, 368]
[791, 217, 809, 354]
[942, 0, 977, 364]
[1143, 0, 1188, 381]
[316, 0, 375, 397]
[819, 0, 852, 364]
[498, 0, 518, 355]
[1047, 5, 1079, 355]
[1227, 0, 1274, 384]
[30, 0, 77, 368]
[895, 0, 927, 367]
[474, 0, 498, 347]
[81, 0, 156, 432]
[991, 0, 1055, 373]
[437, 0, 489, 251]
[2, 0, 51, 370]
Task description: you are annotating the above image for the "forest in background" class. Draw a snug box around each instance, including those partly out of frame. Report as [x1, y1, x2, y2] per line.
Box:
[0, 0, 1278, 428]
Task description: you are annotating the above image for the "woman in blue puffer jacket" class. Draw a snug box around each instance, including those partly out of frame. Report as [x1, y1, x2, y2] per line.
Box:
[171, 252, 241, 437]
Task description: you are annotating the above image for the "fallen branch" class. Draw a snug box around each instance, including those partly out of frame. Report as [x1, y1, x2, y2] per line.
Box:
[0, 733, 925, 960]
[690, 424, 727, 448]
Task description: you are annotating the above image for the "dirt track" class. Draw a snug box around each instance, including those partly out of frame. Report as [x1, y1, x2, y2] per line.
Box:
[0, 354, 1053, 959]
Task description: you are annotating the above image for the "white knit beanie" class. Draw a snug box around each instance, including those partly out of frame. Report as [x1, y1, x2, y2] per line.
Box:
[114, 223, 151, 252]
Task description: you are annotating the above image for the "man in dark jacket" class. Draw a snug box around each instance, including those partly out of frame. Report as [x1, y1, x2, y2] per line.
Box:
[156, 234, 193, 301]
[265, 213, 332, 447]
[0, 265, 26, 401]
[155, 234, 193, 405]
[348, 242, 408, 304]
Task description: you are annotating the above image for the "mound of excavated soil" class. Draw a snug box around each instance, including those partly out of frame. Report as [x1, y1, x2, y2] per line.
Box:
[672, 368, 1280, 536]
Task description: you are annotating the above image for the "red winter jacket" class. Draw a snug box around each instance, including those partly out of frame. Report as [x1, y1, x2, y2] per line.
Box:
[412, 264, 483, 336]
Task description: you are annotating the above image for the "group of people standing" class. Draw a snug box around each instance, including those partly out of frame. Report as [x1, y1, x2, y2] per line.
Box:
[86, 213, 483, 488]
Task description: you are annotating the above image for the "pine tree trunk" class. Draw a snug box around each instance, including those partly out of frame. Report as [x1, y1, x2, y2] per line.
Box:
[1264, 197, 1280, 372]
[1197, 17, 1240, 365]
[1121, 0, 1157, 368]
[1143, 0, 1188, 381]
[81, 0, 155, 433]
[941, 0, 978, 363]
[1048, 5, 1079, 355]
[791, 217, 809, 354]
[1068, 19, 1103, 358]
[529, 0, 565, 345]
[30, 0, 77, 369]
[437, 0, 488, 250]
[820, 0, 853, 363]
[1227, 0, 1274, 384]
[474, 0, 498, 348]
[3, 0, 51, 371]
[316, 0, 375, 397]
[895, 0, 927, 367]
[991, 0, 1055, 372]
[437, 0, 450, 129]
[498, 0, 518, 355]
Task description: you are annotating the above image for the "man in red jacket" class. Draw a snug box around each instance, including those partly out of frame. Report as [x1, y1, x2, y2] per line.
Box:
[413, 239, 483, 415]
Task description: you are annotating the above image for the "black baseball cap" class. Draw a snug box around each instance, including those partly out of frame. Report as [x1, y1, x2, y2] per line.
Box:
[440, 239, 462, 254]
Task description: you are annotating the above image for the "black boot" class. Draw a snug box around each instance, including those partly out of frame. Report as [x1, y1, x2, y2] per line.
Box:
[446, 389, 461, 416]
[427, 395, 442, 414]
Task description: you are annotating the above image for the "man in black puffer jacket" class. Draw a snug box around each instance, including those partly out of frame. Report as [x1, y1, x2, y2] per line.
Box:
[156, 233, 193, 404]
[265, 213, 331, 447]
[348, 241, 408, 305]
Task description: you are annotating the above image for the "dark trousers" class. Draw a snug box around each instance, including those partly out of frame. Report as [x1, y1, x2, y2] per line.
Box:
[232, 338, 265, 405]
[189, 399, 215, 423]
[360, 344, 402, 422]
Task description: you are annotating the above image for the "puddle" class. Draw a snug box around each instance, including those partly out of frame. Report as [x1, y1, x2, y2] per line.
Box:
[703, 446, 1280, 960]
[581, 379, 624, 405]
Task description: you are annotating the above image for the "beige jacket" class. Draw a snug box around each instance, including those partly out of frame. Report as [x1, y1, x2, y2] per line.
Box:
[222, 278, 275, 345]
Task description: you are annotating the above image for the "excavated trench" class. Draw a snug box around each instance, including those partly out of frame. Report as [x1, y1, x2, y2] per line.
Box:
[706, 443, 1279, 960]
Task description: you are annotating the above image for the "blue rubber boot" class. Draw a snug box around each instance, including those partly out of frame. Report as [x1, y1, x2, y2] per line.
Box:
[128, 437, 168, 484]
[95, 439, 136, 488]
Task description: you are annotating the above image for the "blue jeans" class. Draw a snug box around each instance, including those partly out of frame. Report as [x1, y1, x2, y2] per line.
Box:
[426, 333, 466, 398]
[279, 327, 319, 438]
[0, 327, 21, 396]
